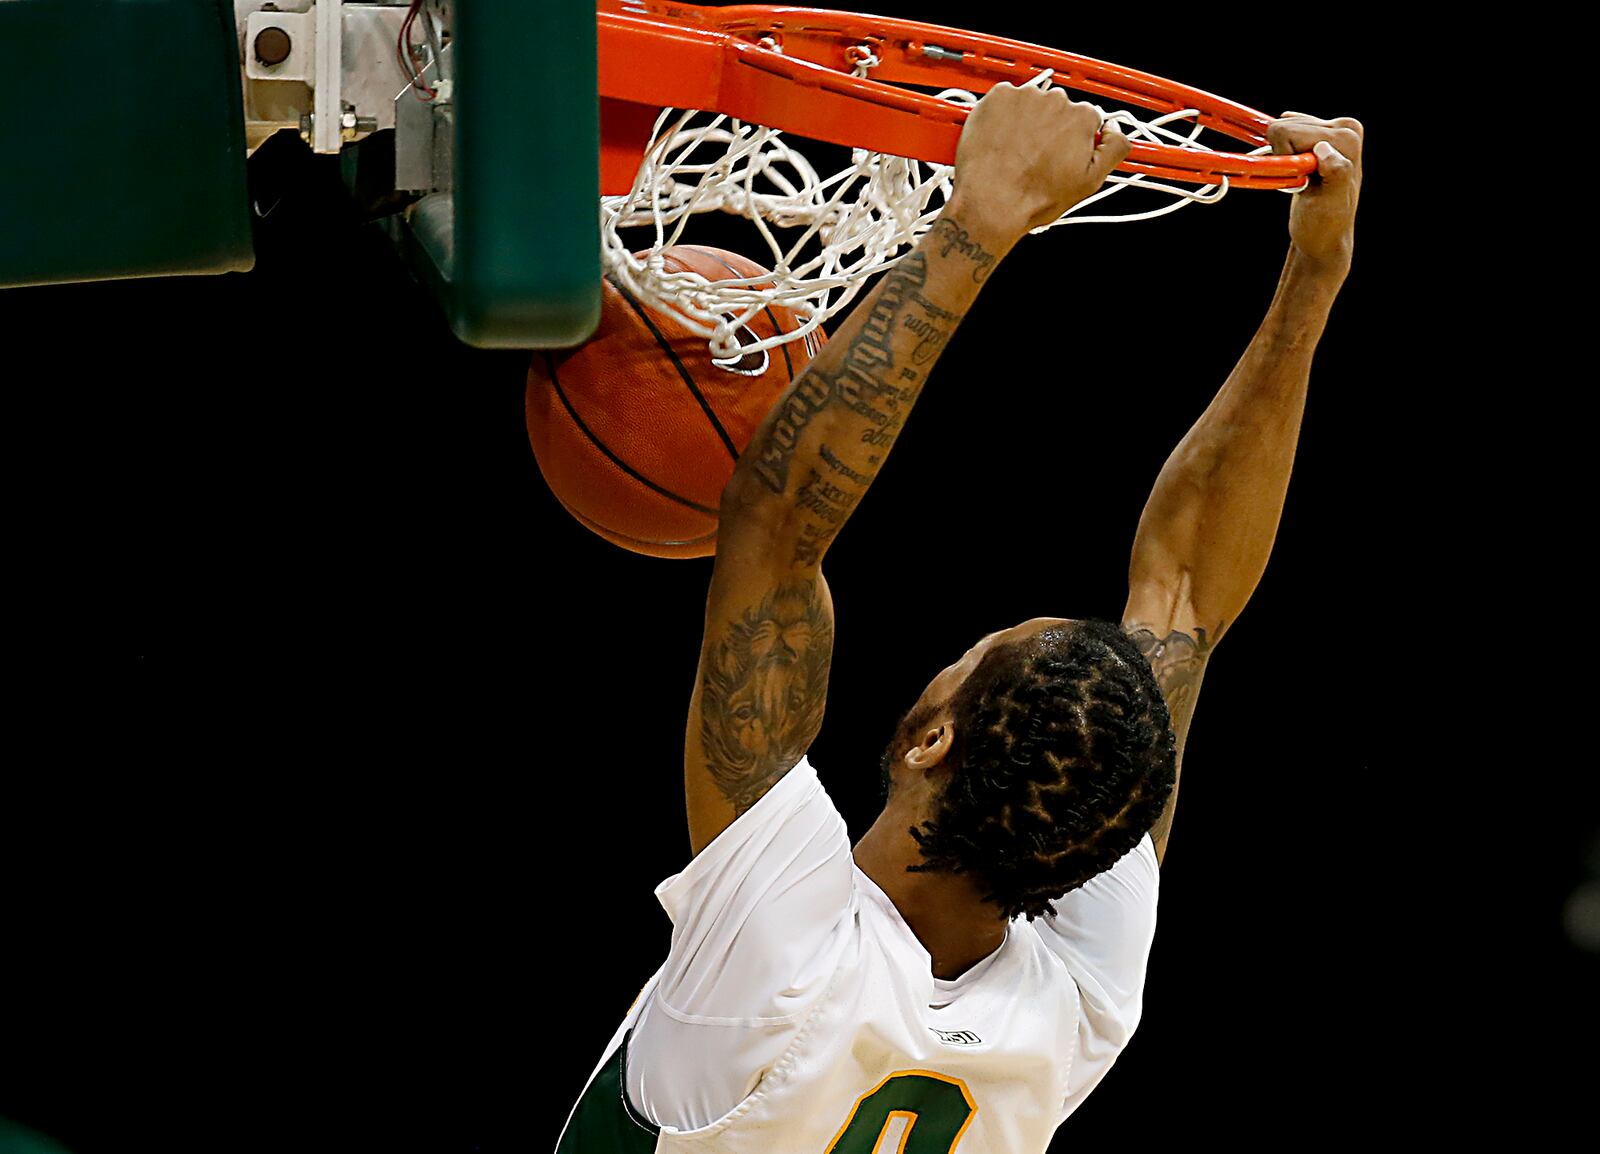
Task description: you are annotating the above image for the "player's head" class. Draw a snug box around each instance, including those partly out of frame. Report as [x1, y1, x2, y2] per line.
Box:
[879, 618, 1176, 920]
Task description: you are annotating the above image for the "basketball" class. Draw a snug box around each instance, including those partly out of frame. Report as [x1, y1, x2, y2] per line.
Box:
[525, 246, 824, 558]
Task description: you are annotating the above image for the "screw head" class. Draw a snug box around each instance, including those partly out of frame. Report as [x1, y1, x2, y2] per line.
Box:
[254, 26, 292, 67]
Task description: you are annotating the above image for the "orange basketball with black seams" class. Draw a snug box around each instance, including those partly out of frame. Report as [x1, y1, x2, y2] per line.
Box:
[526, 245, 825, 558]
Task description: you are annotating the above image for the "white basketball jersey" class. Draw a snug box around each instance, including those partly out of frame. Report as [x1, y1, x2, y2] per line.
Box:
[558, 758, 1159, 1154]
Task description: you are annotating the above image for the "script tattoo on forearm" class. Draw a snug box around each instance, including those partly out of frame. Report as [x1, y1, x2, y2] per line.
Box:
[740, 242, 970, 565]
[791, 467, 861, 565]
[750, 372, 832, 496]
[928, 218, 997, 283]
[818, 444, 870, 486]
[1125, 623, 1215, 849]
[749, 253, 931, 496]
[700, 580, 834, 814]
[905, 291, 963, 364]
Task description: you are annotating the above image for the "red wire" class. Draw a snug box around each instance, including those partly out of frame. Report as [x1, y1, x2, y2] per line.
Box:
[405, 3, 434, 98]
[397, 0, 436, 101]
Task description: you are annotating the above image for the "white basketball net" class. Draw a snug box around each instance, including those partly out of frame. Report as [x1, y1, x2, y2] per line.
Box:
[600, 68, 1291, 359]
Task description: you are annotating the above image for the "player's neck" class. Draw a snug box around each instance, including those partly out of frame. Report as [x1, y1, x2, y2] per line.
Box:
[855, 812, 1008, 981]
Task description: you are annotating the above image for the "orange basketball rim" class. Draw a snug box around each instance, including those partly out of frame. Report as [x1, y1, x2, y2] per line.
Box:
[596, 0, 1318, 196]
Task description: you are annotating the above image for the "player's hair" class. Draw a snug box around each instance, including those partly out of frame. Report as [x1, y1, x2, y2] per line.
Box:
[896, 619, 1177, 921]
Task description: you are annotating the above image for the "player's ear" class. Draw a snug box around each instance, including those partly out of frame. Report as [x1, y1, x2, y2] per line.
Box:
[904, 720, 955, 774]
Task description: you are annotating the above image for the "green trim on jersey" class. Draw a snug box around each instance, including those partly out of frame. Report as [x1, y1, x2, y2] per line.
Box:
[558, 1034, 660, 1154]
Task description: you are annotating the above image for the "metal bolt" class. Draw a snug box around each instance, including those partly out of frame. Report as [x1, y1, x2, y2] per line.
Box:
[339, 104, 379, 141]
[299, 112, 313, 143]
[253, 26, 292, 67]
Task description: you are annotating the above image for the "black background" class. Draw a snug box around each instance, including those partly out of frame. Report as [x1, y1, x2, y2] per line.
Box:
[2, 4, 1585, 1152]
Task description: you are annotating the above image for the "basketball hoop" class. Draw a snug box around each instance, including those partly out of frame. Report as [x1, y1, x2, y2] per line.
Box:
[596, 2, 1317, 359]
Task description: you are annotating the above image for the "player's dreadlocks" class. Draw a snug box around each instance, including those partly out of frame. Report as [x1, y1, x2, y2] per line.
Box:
[894, 620, 1177, 921]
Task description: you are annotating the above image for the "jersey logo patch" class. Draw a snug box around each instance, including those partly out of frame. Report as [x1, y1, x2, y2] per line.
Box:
[930, 1028, 983, 1045]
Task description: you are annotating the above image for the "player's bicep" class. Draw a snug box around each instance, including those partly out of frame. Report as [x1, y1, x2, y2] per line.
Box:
[685, 514, 834, 855]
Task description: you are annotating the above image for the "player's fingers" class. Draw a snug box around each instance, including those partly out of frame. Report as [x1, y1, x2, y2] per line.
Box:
[1310, 139, 1355, 185]
[1269, 118, 1323, 153]
[1268, 118, 1361, 162]
[1090, 127, 1132, 177]
[973, 80, 1015, 113]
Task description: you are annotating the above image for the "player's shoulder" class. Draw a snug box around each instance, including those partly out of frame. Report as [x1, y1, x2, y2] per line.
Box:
[708, 754, 831, 837]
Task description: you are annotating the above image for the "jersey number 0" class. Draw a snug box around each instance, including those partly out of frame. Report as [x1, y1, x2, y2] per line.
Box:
[825, 1071, 976, 1153]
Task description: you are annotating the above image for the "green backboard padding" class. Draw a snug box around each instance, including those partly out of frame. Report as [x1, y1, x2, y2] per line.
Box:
[0, 0, 254, 288]
[0, 1117, 73, 1154]
[407, 0, 602, 349]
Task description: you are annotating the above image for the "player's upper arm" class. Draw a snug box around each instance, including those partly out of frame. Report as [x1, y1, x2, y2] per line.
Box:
[629, 757, 854, 1129]
[685, 492, 835, 855]
[1122, 570, 1218, 865]
[1044, 834, 1160, 1114]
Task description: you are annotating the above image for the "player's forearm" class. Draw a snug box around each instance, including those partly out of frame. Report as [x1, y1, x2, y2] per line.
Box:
[723, 208, 1011, 565]
[1128, 248, 1346, 636]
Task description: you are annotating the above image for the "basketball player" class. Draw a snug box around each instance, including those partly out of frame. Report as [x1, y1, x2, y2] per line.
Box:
[558, 83, 1362, 1152]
